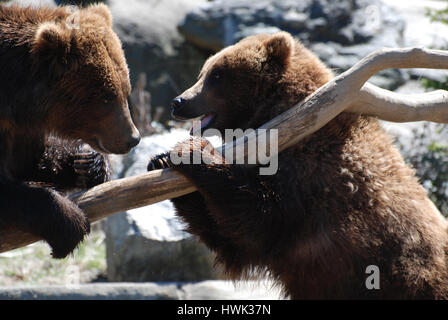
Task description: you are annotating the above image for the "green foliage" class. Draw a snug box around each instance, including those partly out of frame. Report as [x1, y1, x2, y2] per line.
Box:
[409, 2, 448, 216]
[426, 4, 448, 25]
[423, 3, 448, 91]
[403, 124, 448, 216]
[421, 77, 448, 90]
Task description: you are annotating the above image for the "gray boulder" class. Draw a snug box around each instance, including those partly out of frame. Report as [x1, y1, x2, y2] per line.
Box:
[180, 0, 391, 49]
[105, 130, 221, 282]
[0, 281, 283, 300]
[10, 0, 56, 7]
[381, 0, 448, 82]
[178, 0, 406, 88]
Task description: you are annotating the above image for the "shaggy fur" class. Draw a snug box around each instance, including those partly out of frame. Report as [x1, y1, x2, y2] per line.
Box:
[148, 32, 448, 299]
[0, 4, 139, 258]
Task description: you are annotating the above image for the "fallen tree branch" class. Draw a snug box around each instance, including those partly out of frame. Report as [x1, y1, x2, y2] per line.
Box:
[2, 47, 448, 254]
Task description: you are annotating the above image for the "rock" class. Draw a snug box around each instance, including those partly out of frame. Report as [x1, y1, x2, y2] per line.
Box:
[0, 283, 181, 300]
[178, 0, 407, 89]
[0, 281, 283, 300]
[181, 280, 283, 300]
[380, 80, 429, 153]
[383, 0, 448, 49]
[382, 0, 448, 82]
[11, 0, 56, 7]
[105, 129, 220, 282]
[108, 0, 209, 124]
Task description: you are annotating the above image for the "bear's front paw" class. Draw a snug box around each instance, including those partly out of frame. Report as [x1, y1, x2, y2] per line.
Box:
[41, 191, 90, 259]
[74, 145, 110, 189]
[147, 152, 173, 171]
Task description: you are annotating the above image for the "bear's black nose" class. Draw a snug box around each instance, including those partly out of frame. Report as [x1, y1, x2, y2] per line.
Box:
[171, 97, 185, 110]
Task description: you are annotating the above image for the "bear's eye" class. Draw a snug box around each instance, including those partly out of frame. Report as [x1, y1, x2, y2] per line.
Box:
[208, 69, 223, 85]
[103, 94, 117, 104]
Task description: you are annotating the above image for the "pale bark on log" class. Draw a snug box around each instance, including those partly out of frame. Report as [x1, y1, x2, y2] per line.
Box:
[2, 47, 448, 254]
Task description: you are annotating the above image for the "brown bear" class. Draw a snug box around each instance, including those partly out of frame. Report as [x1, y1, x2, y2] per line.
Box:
[148, 32, 448, 299]
[0, 4, 140, 258]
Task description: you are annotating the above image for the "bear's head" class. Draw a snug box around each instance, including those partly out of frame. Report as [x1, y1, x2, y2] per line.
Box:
[31, 4, 140, 154]
[171, 32, 332, 135]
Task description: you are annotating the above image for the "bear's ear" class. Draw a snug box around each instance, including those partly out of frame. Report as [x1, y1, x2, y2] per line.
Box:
[87, 3, 113, 27]
[33, 22, 71, 56]
[263, 32, 295, 65]
[32, 22, 72, 77]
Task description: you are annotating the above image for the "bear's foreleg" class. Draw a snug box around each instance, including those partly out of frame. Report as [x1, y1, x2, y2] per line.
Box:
[148, 145, 239, 263]
[0, 178, 90, 258]
[148, 137, 285, 273]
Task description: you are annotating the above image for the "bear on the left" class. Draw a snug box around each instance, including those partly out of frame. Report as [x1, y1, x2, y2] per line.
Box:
[0, 4, 140, 258]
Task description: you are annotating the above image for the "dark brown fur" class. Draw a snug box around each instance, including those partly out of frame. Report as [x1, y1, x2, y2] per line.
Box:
[0, 4, 140, 258]
[148, 32, 448, 299]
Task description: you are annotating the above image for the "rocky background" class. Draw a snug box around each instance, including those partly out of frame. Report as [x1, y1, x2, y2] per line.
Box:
[114, 0, 446, 110]
[1, 0, 448, 299]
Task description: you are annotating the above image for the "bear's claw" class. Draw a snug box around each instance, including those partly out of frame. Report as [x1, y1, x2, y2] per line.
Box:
[74, 145, 110, 189]
[147, 152, 173, 171]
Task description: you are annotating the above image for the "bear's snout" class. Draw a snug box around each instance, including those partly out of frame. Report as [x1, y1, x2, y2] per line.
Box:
[126, 132, 141, 150]
[171, 97, 192, 120]
[171, 97, 186, 120]
[170, 96, 207, 121]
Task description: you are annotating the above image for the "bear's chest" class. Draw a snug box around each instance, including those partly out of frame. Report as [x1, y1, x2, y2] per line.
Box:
[1, 133, 43, 180]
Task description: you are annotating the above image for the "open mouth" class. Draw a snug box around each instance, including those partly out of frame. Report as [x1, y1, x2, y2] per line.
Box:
[172, 113, 190, 121]
[190, 113, 216, 135]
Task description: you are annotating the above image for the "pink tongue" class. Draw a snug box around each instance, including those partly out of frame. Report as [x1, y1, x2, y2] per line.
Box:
[201, 114, 215, 128]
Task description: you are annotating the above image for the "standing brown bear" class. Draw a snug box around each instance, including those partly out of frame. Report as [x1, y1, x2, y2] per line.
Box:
[148, 32, 448, 299]
[0, 4, 140, 258]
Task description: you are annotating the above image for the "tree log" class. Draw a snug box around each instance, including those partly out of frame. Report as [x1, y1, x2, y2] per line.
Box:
[2, 47, 448, 254]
